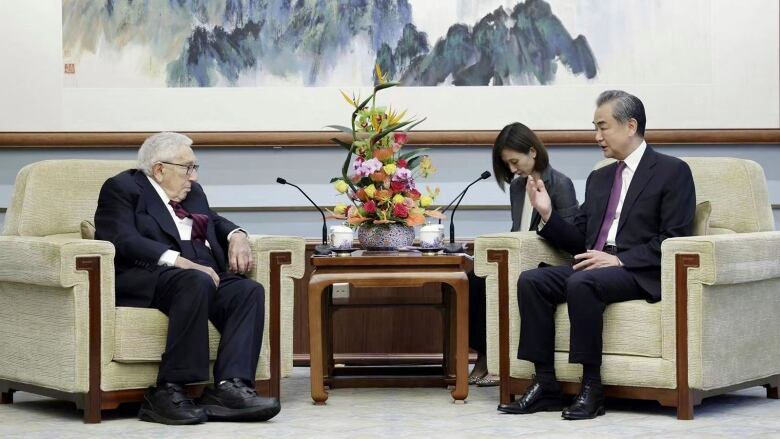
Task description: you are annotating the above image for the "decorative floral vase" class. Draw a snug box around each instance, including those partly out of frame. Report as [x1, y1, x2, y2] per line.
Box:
[357, 223, 415, 251]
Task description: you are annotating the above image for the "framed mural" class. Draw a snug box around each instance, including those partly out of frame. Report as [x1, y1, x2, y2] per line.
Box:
[2, 0, 779, 132]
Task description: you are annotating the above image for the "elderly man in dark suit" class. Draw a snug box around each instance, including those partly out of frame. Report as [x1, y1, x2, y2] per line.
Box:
[497, 91, 696, 419]
[95, 132, 280, 425]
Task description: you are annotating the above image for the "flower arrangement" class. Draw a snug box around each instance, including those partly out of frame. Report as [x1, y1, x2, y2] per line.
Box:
[328, 65, 443, 228]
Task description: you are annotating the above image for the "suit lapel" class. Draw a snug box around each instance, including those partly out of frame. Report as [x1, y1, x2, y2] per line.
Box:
[134, 172, 181, 243]
[616, 147, 657, 234]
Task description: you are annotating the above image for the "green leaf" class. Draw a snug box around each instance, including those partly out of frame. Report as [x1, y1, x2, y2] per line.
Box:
[329, 177, 342, 183]
[373, 81, 399, 93]
[398, 148, 430, 161]
[324, 125, 354, 134]
[407, 155, 424, 170]
[330, 137, 353, 150]
[370, 121, 413, 145]
[403, 117, 427, 131]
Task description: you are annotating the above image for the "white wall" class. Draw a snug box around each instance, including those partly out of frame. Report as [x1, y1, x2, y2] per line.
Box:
[0, 1, 778, 131]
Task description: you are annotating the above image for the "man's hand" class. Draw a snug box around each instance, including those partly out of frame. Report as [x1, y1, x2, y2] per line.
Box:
[174, 256, 220, 287]
[228, 231, 254, 275]
[526, 175, 552, 222]
[573, 250, 622, 271]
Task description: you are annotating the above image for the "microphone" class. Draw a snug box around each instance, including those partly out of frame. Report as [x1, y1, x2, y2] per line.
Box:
[276, 177, 332, 255]
[441, 171, 491, 253]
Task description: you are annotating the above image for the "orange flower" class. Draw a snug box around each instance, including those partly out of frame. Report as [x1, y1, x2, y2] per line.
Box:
[373, 148, 393, 161]
[370, 170, 388, 182]
[356, 188, 369, 202]
[375, 189, 392, 201]
[405, 213, 425, 226]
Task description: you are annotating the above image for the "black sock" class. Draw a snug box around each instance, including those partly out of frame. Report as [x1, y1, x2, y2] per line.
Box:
[582, 363, 602, 386]
[534, 362, 557, 385]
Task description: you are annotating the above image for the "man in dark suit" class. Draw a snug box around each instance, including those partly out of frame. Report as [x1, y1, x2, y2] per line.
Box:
[497, 91, 696, 419]
[95, 132, 280, 425]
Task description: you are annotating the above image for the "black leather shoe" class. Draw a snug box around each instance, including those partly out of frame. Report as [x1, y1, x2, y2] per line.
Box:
[199, 378, 281, 422]
[562, 381, 605, 420]
[138, 383, 207, 425]
[497, 378, 564, 414]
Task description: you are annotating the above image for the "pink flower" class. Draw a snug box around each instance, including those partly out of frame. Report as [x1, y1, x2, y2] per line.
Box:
[397, 159, 408, 168]
[393, 203, 409, 218]
[392, 167, 412, 181]
[393, 132, 408, 144]
[363, 200, 377, 214]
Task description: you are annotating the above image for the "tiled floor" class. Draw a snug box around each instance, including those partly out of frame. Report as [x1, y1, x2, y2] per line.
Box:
[1, 368, 779, 438]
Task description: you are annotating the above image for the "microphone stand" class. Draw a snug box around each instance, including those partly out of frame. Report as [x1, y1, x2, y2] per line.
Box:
[440, 172, 491, 253]
[276, 178, 332, 255]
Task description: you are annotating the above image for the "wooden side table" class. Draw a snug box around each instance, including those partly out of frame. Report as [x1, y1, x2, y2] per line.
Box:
[308, 250, 471, 404]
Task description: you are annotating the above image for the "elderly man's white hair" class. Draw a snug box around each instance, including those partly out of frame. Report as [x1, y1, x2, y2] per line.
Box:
[137, 132, 194, 176]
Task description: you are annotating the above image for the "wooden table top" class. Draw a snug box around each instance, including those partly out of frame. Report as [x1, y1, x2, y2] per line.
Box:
[311, 250, 472, 268]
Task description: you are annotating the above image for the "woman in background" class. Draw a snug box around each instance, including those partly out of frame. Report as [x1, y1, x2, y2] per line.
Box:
[469, 122, 579, 386]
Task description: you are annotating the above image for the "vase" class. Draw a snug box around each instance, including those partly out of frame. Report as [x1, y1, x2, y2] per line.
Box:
[357, 223, 415, 251]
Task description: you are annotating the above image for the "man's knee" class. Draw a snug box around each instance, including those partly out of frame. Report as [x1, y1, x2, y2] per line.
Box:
[234, 280, 265, 305]
[518, 268, 545, 294]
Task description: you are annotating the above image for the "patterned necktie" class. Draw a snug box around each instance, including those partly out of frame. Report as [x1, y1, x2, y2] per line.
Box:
[592, 161, 626, 251]
[169, 200, 208, 242]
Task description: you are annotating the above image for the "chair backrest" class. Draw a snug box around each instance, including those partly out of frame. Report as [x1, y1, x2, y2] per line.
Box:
[2, 160, 136, 237]
[592, 156, 774, 234]
[682, 157, 773, 234]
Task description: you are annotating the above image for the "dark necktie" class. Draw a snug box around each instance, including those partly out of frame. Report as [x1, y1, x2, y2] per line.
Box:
[169, 200, 208, 243]
[593, 161, 626, 251]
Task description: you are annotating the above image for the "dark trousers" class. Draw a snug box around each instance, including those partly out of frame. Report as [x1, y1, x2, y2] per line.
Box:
[151, 240, 265, 385]
[467, 270, 487, 355]
[517, 265, 647, 366]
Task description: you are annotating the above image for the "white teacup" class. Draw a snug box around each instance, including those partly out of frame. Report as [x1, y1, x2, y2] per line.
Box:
[419, 223, 445, 248]
[329, 225, 353, 249]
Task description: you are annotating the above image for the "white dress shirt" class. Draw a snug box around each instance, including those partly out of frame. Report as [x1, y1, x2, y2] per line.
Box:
[605, 141, 647, 246]
[519, 190, 533, 232]
[146, 176, 243, 267]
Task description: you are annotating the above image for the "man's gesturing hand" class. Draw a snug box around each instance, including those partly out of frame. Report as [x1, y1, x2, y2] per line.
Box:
[526, 175, 552, 222]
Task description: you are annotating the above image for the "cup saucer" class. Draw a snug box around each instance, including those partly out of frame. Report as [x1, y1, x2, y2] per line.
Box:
[331, 247, 356, 256]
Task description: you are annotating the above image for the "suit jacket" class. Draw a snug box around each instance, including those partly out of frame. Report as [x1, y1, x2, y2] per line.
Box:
[94, 169, 239, 307]
[538, 146, 696, 301]
[510, 165, 578, 231]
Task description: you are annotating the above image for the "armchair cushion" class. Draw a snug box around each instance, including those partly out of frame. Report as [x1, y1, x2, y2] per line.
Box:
[80, 220, 96, 240]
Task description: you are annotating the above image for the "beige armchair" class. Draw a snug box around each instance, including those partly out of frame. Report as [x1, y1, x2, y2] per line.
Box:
[0, 160, 305, 423]
[474, 157, 780, 419]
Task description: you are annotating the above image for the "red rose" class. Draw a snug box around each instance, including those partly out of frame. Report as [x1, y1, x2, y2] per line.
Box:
[390, 180, 405, 192]
[397, 159, 408, 168]
[407, 188, 421, 200]
[393, 132, 408, 144]
[393, 203, 409, 218]
[363, 200, 377, 214]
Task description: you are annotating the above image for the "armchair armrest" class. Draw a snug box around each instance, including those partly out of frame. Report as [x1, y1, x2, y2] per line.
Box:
[474, 232, 571, 379]
[248, 235, 306, 379]
[0, 235, 115, 287]
[660, 231, 780, 393]
[0, 236, 116, 395]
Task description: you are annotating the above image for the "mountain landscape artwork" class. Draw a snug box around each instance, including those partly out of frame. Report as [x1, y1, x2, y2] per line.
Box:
[62, 0, 598, 87]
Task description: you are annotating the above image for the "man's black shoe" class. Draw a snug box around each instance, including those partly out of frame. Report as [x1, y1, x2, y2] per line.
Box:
[562, 381, 605, 420]
[497, 378, 564, 414]
[138, 383, 207, 425]
[199, 378, 281, 422]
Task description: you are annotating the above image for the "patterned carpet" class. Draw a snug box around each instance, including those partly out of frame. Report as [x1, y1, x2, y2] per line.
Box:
[2, 367, 779, 438]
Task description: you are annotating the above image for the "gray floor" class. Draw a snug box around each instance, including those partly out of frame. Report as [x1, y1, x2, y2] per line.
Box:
[1, 368, 779, 438]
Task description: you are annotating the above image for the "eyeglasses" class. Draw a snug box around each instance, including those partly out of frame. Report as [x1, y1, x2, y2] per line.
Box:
[160, 161, 199, 176]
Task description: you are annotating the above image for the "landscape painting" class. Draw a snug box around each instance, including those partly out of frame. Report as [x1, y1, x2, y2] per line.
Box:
[63, 0, 600, 87]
